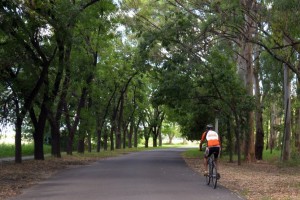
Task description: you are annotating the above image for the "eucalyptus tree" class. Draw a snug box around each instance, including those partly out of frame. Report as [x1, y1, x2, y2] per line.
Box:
[160, 0, 300, 162]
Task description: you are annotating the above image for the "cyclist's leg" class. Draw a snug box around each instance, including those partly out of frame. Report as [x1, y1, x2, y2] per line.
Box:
[204, 147, 210, 175]
[213, 147, 221, 179]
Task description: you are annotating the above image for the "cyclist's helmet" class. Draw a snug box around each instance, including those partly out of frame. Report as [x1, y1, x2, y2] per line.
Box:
[206, 124, 213, 130]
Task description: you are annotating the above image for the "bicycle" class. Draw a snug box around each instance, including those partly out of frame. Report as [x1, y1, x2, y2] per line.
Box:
[205, 152, 218, 189]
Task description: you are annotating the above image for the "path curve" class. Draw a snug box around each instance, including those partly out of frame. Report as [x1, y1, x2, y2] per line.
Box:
[10, 148, 244, 200]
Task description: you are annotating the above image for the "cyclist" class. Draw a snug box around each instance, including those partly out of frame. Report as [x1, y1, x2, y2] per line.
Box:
[199, 124, 221, 178]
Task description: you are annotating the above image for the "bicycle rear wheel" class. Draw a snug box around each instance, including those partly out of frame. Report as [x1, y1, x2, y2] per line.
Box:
[206, 160, 212, 185]
[205, 172, 210, 185]
[211, 163, 217, 189]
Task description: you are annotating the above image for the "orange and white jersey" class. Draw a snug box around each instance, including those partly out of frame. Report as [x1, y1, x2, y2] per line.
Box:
[201, 130, 220, 147]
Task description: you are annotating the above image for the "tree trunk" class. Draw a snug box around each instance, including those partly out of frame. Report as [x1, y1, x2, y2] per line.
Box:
[152, 126, 158, 147]
[47, 37, 65, 158]
[169, 135, 174, 144]
[145, 137, 149, 148]
[50, 124, 61, 158]
[77, 138, 85, 153]
[65, 79, 91, 154]
[123, 126, 127, 149]
[144, 127, 150, 148]
[238, 0, 256, 162]
[128, 122, 133, 148]
[158, 121, 163, 146]
[115, 129, 122, 149]
[153, 133, 158, 147]
[269, 104, 278, 153]
[296, 108, 300, 153]
[234, 113, 242, 165]
[14, 100, 22, 164]
[87, 133, 91, 153]
[265, 118, 269, 150]
[227, 116, 233, 163]
[97, 124, 102, 152]
[116, 92, 124, 149]
[158, 123, 162, 147]
[296, 67, 300, 154]
[30, 102, 47, 160]
[104, 132, 108, 151]
[282, 63, 291, 161]
[110, 123, 115, 151]
[77, 119, 86, 154]
[254, 50, 264, 160]
[134, 120, 139, 148]
[67, 130, 75, 155]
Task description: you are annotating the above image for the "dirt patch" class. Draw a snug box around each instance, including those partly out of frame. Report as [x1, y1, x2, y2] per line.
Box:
[184, 157, 300, 200]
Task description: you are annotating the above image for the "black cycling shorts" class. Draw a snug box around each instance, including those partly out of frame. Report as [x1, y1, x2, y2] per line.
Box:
[205, 146, 220, 159]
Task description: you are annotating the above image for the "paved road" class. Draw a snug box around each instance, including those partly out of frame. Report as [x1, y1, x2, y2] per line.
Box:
[10, 148, 243, 200]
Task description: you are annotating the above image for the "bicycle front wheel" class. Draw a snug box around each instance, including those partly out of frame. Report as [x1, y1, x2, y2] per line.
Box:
[211, 163, 217, 189]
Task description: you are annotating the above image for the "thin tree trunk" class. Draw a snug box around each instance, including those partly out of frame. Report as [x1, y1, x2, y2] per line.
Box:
[134, 119, 141, 148]
[296, 107, 300, 153]
[96, 119, 102, 152]
[265, 118, 269, 150]
[110, 122, 115, 151]
[122, 125, 128, 149]
[77, 122, 85, 154]
[227, 116, 233, 163]
[234, 113, 242, 165]
[269, 104, 276, 153]
[296, 66, 300, 153]
[103, 131, 108, 151]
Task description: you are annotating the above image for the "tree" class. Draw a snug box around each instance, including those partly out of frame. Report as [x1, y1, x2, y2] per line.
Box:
[0, 1, 57, 162]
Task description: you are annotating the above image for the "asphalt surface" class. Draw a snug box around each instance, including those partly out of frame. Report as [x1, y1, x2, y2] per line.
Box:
[9, 148, 244, 200]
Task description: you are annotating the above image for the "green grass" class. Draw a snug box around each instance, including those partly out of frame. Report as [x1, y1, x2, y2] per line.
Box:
[0, 143, 195, 159]
[0, 143, 51, 158]
[262, 149, 281, 162]
[181, 148, 300, 167]
[182, 148, 201, 158]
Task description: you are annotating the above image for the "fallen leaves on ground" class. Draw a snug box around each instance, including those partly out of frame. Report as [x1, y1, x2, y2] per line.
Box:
[184, 158, 300, 200]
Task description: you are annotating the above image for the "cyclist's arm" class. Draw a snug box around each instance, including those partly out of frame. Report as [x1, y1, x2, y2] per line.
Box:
[199, 132, 206, 151]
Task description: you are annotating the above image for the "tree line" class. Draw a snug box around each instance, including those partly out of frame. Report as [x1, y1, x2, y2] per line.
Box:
[1, 0, 300, 166]
[0, 0, 165, 163]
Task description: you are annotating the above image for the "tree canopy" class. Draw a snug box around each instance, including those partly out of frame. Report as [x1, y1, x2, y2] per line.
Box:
[1, 0, 300, 165]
